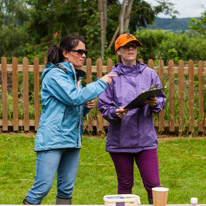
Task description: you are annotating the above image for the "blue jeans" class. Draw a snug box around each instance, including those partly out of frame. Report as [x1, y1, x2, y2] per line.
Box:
[26, 149, 80, 204]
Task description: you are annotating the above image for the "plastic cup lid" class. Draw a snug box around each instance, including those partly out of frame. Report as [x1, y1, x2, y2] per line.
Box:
[191, 197, 198, 204]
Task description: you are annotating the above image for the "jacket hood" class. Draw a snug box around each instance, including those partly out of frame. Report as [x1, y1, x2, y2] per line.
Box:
[110, 61, 147, 76]
[42, 62, 55, 79]
[42, 62, 73, 79]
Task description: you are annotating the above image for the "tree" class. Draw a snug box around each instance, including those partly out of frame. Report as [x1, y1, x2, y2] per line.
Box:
[108, 0, 177, 50]
[119, 0, 134, 33]
[189, 11, 206, 35]
[0, 0, 31, 60]
[0, 0, 177, 62]
[0, 0, 29, 26]
[98, 0, 107, 59]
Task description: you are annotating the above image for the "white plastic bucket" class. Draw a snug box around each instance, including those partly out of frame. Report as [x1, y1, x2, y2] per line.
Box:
[103, 194, 141, 206]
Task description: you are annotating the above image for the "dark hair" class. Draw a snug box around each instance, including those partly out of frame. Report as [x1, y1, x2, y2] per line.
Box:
[47, 35, 86, 64]
[117, 55, 121, 63]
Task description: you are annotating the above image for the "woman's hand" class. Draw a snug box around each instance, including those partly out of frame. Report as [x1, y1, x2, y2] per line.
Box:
[101, 74, 117, 84]
[144, 97, 157, 107]
[115, 107, 128, 118]
[85, 100, 95, 109]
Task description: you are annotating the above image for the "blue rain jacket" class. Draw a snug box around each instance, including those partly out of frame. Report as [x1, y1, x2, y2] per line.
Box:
[34, 62, 107, 151]
[98, 62, 166, 153]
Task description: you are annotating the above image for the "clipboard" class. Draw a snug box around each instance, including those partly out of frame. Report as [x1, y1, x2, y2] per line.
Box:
[125, 87, 165, 109]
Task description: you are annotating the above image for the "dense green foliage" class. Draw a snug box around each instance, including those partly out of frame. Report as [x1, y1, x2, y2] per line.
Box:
[1, 0, 205, 64]
[136, 9, 206, 62]
[0, 0, 178, 63]
[136, 29, 206, 63]
[0, 134, 206, 204]
[189, 11, 206, 35]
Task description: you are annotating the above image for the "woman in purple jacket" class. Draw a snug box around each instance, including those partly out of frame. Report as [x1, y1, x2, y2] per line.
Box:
[97, 33, 166, 204]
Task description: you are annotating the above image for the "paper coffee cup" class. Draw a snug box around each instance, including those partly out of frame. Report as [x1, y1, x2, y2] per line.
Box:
[152, 187, 169, 206]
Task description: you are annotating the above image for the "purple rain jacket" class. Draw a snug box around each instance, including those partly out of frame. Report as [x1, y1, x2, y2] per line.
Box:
[97, 61, 166, 153]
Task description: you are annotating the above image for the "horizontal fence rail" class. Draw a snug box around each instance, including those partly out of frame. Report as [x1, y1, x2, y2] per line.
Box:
[0, 57, 206, 134]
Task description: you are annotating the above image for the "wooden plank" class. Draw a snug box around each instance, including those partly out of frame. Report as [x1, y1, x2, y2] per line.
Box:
[168, 60, 175, 132]
[188, 60, 194, 132]
[96, 58, 103, 134]
[158, 60, 165, 132]
[148, 59, 154, 69]
[34, 58, 40, 131]
[96, 58, 103, 79]
[0, 119, 35, 127]
[107, 58, 113, 73]
[178, 60, 184, 132]
[86, 58, 93, 132]
[1, 63, 206, 75]
[12, 57, 19, 131]
[86, 58, 92, 84]
[138, 59, 143, 63]
[84, 119, 109, 128]
[1, 57, 8, 131]
[198, 61, 204, 132]
[23, 57, 30, 131]
[0, 64, 44, 72]
[1, 63, 205, 75]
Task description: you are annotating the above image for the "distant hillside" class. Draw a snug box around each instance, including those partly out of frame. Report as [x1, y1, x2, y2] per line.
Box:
[147, 17, 200, 32]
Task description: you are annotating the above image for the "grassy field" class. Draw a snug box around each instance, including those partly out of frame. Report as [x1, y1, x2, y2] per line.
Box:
[0, 133, 206, 205]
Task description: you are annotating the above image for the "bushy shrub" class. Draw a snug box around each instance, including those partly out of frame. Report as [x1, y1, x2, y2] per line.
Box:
[135, 30, 206, 64]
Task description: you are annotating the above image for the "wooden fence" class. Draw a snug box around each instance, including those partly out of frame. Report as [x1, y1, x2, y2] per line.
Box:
[0, 57, 206, 134]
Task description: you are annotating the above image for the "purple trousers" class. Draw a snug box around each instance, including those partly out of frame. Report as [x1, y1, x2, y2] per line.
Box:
[110, 149, 161, 199]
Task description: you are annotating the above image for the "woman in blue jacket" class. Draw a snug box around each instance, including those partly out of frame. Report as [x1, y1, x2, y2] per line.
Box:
[23, 35, 116, 205]
[98, 33, 166, 204]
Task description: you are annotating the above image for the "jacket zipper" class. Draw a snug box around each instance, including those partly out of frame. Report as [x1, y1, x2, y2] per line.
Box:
[71, 63, 82, 148]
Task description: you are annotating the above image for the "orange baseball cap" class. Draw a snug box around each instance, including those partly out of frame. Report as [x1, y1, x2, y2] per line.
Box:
[115, 33, 142, 51]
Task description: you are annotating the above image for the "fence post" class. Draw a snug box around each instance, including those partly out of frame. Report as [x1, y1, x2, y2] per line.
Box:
[12, 57, 19, 131]
[148, 59, 154, 69]
[168, 60, 175, 132]
[138, 59, 143, 63]
[178, 60, 184, 132]
[96, 58, 103, 134]
[188, 60, 194, 132]
[198, 61, 204, 132]
[1, 57, 8, 131]
[23, 57, 30, 131]
[86, 58, 93, 132]
[107, 58, 113, 73]
[159, 60, 165, 132]
[34, 58, 40, 131]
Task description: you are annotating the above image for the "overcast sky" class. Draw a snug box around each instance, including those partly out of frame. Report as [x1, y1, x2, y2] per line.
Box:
[146, 0, 205, 18]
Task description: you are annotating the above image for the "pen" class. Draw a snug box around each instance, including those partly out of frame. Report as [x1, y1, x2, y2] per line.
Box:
[112, 101, 126, 115]
[112, 101, 120, 109]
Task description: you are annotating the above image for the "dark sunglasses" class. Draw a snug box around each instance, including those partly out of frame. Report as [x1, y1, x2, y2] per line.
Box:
[69, 49, 88, 55]
[122, 42, 138, 49]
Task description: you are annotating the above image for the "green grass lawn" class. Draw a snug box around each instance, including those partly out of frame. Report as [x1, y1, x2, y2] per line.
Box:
[0, 133, 206, 205]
